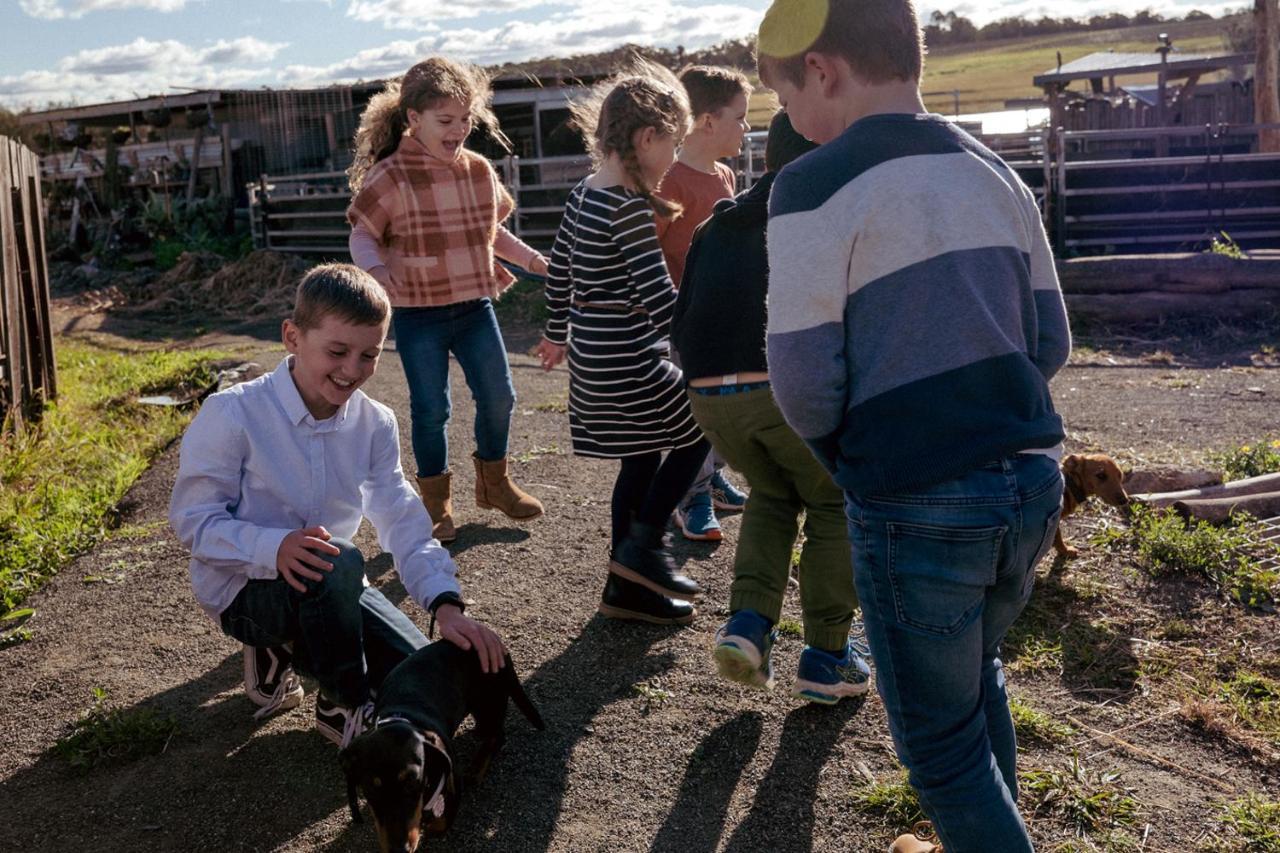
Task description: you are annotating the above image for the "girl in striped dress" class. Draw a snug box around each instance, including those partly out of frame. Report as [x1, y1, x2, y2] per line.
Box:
[536, 62, 710, 625]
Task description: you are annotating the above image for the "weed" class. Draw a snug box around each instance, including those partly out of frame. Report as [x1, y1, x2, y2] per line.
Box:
[775, 618, 803, 638]
[1218, 794, 1280, 851]
[1099, 505, 1279, 609]
[849, 772, 925, 827]
[512, 444, 562, 463]
[1021, 755, 1139, 836]
[1209, 438, 1280, 481]
[0, 341, 226, 613]
[1206, 231, 1247, 260]
[1009, 695, 1075, 745]
[1217, 671, 1280, 746]
[54, 687, 178, 773]
[533, 399, 568, 414]
[632, 681, 673, 714]
[1008, 634, 1064, 675]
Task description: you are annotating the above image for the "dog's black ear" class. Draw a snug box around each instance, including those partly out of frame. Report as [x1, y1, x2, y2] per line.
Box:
[339, 742, 364, 824]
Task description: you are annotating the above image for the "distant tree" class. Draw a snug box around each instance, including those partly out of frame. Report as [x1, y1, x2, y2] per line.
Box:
[1184, 9, 1215, 20]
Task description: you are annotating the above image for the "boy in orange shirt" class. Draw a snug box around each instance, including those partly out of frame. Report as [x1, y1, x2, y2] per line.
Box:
[656, 65, 753, 542]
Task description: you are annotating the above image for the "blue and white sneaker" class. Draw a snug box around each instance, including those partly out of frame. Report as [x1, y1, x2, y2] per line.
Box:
[710, 471, 748, 512]
[713, 609, 777, 689]
[793, 637, 872, 705]
[676, 493, 722, 541]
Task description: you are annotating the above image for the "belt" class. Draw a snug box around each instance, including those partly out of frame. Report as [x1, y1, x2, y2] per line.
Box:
[691, 380, 771, 396]
[572, 299, 648, 316]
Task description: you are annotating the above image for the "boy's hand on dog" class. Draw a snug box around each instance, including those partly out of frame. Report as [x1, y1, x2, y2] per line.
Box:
[436, 604, 507, 673]
[536, 338, 566, 372]
[276, 526, 342, 592]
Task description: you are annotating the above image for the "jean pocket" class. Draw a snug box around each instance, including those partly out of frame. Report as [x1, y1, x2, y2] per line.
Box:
[887, 521, 1007, 636]
[1020, 507, 1062, 600]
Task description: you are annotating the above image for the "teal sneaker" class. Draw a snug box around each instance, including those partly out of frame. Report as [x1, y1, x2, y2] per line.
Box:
[793, 637, 872, 705]
[712, 609, 777, 689]
[710, 471, 748, 511]
[677, 493, 722, 541]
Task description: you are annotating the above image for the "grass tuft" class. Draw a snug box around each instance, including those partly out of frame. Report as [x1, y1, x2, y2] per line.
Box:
[1218, 794, 1280, 851]
[1209, 438, 1280, 481]
[1009, 695, 1075, 745]
[849, 772, 925, 828]
[1098, 505, 1279, 609]
[775, 618, 803, 638]
[54, 687, 179, 773]
[0, 341, 226, 616]
[1021, 754, 1139, 836]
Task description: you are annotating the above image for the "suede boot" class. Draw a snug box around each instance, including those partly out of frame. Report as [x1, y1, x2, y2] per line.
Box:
[598, 575, 694, 625]
[416, 472, 457, 544]
[609, 520, 702, 599]
[473, 454, 544, 520]
[890, 822, 942, 853]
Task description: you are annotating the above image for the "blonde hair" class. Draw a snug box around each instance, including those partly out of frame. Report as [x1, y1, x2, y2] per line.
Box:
[348, 56, 511, 193]
[757, 0, 924, 88]
[569, 58, 690, 219]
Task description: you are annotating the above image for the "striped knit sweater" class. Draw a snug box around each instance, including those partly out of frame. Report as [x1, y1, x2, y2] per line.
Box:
[766, 113, 1070, 497]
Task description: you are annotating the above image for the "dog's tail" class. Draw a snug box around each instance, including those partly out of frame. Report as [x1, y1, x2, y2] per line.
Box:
[503, 657, 546, 730]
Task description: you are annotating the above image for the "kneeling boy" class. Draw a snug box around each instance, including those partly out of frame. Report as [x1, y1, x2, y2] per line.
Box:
[169, 264, 505, 748]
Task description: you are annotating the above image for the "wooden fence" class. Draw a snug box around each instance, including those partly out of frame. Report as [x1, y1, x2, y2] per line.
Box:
[0, 136, 56, 433]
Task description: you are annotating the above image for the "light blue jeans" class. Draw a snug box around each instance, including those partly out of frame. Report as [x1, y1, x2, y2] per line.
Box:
[845, 454, 1062, 853]
[393, 298, 516, 477]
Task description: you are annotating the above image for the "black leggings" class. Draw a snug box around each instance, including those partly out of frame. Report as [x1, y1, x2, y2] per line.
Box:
[610, 439, 711, 548]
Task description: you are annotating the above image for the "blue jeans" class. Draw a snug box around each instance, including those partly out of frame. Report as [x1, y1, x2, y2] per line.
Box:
[219, 539, 428, 706]
[393, 299, 516, 477]
[845, 454, 1062, 853]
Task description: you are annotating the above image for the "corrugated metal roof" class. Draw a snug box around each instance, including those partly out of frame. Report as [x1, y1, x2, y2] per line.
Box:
[1033, 50, 1250, 87]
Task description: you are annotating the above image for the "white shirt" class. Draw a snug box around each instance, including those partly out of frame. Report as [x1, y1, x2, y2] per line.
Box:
[169, 357, 460, 621]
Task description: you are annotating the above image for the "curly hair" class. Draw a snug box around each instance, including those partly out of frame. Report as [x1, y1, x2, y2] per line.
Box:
[569, 58, 690, 218]
[348, 56, 511, 193]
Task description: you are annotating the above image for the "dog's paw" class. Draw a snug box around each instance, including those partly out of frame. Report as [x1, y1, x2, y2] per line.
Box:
[1059, 545, 1080, 559]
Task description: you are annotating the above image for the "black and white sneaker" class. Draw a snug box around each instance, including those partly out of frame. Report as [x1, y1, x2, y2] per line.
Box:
[243, 644, 304, 721]
[315, 696, 376, 748]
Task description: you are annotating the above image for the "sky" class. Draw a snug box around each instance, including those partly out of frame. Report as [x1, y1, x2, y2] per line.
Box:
[0, 0, 1245, 111]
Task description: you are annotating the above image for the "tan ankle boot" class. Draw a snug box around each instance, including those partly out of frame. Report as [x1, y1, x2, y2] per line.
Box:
[416, 472, 457, 543]
[889, 822, 942, 853]
[473, 454, 544, 520]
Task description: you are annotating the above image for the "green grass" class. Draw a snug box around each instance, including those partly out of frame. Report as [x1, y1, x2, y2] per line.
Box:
[775, 618, 803, 638]
[493, 277, 549, 327]
[1217, 671, 1280, 747]
[1209, 438, 1280, 481]
[1021, 755, 1140, 836]
[1219, 795, 1280, 851]
[0, 340, 226, 617]
[1009, 695, 1075, 745]
[1098, 505, 1280, 609]
[849, 772, 925, 827]
[54, 687, 178, 773]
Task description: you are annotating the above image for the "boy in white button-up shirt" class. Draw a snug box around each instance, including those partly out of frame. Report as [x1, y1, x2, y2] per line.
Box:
[169, 263, 506, 749]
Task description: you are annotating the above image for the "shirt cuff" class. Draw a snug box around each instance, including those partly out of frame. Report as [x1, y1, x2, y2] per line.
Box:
[428, 591, 465, 614]
[252, 528, 292, 579]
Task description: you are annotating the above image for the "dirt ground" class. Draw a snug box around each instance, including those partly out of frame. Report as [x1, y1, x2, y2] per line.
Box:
[1, 295, 1277, 852]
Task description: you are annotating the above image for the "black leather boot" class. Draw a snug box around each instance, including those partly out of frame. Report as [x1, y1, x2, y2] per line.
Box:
[609, 520, 703, 598]
[598, 575, 694, 625]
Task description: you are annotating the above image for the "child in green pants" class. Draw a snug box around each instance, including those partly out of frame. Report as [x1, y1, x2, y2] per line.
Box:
[670, 111, 869, 704]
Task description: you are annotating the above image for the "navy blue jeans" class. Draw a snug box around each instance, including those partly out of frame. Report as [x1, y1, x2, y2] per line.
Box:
[845, 454, 1062, 853]
[219, 539, 428, 706]
[393, 299, 516, 478]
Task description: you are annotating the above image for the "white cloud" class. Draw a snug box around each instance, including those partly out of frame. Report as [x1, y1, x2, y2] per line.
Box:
[19, 0, 187, 19]
[346, 0, 553, 25]
[281, 0, 763, 84]
[1, 36, 287, 109]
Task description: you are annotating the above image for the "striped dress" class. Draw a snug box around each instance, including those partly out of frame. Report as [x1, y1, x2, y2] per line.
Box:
[543, 182, 703, 458]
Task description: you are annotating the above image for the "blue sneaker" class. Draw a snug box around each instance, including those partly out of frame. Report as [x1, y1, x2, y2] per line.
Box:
[710, 471, 747, 511]
[793, 638, 872, 705]
[713, 609, 777, 689]
[676, 493, 722, 541]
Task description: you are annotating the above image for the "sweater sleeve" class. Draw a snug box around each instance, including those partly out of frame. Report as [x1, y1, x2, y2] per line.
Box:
[494, 225, 541, 270]
[542, 191, 577, 345]
[765, 168, 849, 471]
[669, 219, 707, 368]
[1023, 190, 1071, 381]
[612, 196, 677, 335]
[346, 163, 396, 240]
[348, 223, 384, 271]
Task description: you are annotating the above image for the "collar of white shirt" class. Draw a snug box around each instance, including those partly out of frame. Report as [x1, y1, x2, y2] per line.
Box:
[269, 355, 352, 431]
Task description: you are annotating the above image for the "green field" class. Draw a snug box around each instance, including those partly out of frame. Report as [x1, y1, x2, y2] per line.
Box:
[748, 15, 1244, 122]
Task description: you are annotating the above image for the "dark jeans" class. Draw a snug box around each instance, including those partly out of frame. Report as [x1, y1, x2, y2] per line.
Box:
[393, 299, 516, 478]
[845, 454, 1062, 853]
[610, 440, 711, 548]
[219, 539, 428, 706]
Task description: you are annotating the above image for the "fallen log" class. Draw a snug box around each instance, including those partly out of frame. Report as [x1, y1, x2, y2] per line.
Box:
[1057, 254, 1280, 294]
[1131, 472, 1280, 508]
[1065, 289, 1280, 324]
[1122, 468, 1223, 494]
[1172, 491, 1280, 525]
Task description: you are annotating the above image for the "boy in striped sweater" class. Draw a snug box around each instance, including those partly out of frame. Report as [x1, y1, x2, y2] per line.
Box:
[757, 1, 1071, 851]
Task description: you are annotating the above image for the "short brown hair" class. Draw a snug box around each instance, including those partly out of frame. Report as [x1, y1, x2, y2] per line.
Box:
[757, 0, 924, 88]
[678, 65, 752, 117]
[292, 263, 390, 331]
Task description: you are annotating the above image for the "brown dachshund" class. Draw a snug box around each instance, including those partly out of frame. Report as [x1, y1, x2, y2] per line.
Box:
[1053, 453, 1130, 558]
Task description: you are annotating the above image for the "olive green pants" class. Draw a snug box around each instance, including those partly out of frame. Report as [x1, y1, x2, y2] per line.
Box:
[688, 385, 856, 651]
